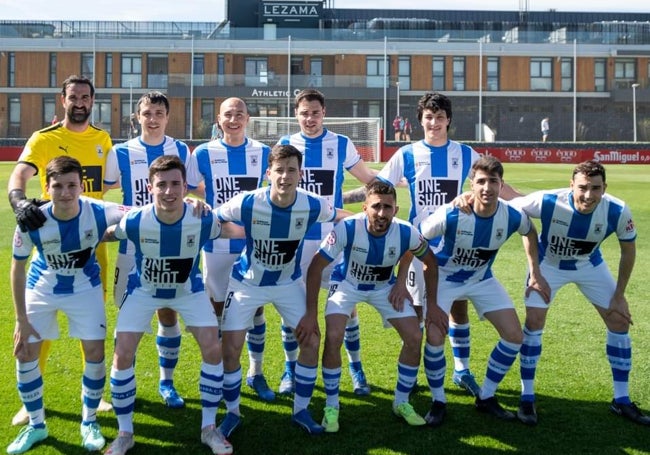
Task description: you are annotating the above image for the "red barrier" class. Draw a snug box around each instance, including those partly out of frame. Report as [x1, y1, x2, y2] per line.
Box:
[382, 144, 650, 164]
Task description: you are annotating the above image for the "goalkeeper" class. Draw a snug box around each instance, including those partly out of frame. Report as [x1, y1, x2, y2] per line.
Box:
[7, 75, 113, 426]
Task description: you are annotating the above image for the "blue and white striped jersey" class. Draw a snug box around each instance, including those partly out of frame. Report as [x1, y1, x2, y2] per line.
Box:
[278, 128, 361, 240]
[377, 139, 479, 228]
[193, 137, 270, 254]
[420, 200, 531, 283]
[217, 186, 336, 286]
[318, 213, 429, 291]
[509, 189, 636, 270]
[103, 135, 200, 254]
[12, 196, 127, 295]
[113, 203, 222, 299]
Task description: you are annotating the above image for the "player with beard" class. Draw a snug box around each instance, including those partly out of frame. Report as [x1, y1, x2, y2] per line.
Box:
[7, 75, 114, 426]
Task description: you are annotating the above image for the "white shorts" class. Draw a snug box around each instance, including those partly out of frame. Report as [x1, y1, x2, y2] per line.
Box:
[25, 286, 106, 341]
[525, 260, 616, 310]
[406, 257, 427, 307]
[325, 280, 417, 322]
[113, 252, 134, 308]
[437, 276, 514, 320]
[116, 290, 217, 333]
[221, 278, 306, 331]
[301, 239, 335, 290]
[202, 250, 239, 302]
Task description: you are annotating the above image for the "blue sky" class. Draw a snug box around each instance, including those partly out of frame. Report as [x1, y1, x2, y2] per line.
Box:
[1, 0, 647, 21]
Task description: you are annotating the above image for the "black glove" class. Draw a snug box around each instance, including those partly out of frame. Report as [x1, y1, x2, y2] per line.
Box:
[14, 198, 48, 232]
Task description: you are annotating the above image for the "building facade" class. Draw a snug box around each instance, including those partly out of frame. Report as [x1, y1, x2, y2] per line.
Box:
[1, 2, 649, 142]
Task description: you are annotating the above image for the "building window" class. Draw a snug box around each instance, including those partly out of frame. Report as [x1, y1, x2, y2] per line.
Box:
[308, 57, 322, 87]
[366, 56, 388, 88]
[487, 57, 499, 91]
[94, 98, 112, 134]
[245, 57, 269, 86]
[432, 57, 445, 90]
[217, 54, 225, 86]
[105, 53, 113, 88]
[530, 58, 552, 91]
[8, 52, 16, 87]
[201, 99, 215, 138]
[81, 52, 94, 82]
[452, 57, 465, 91]
[561, 58, 573, 91]
[43, 98, 56, 125]
[193, 54, 204, 87]
[121, 54, 142, 88]
[614, 59, 636, 89]
[9, 96, 20, 135]
[398, 56, 410, 90]
[49, 53, 57, 87]
[147, 54, 168, 88]
[594, 59, 606, 92]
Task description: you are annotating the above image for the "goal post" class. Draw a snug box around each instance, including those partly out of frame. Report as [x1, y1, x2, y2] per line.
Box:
[247, 117, 382, 163]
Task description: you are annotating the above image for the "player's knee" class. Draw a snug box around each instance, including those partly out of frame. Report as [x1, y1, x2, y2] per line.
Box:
[449, 300, 469, 322]
[426, 328, 445, 346]
[157, 307, 178, 325]
[402, 330, 422, 353]
[501, 326, 523, 345]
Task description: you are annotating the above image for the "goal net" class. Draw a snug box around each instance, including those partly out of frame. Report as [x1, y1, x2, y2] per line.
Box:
[247, 117, 382, 163]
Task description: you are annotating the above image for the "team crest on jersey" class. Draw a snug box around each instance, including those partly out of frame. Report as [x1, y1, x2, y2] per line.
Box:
[388, 247, 396, 259]
[594, 224, 603, 234]
[96, 145, 103, 158]
[84, 230, 94, 240]
[186, 235, 196, 247]
[326, 148, 334, 159]
[625, 218, 635, 233]
[326, 231, 336, 245]
[13, 232, 23, 248]
[451, 157, 459, 169]
[249, 155, 259, 166]
[496, 228, 503, 240]
[295, 218, 305, 230]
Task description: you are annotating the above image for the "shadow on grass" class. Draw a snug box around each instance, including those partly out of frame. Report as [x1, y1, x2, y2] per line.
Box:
[37, 384, 650, 454]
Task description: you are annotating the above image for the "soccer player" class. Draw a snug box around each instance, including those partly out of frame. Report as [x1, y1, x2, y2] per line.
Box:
[104, 90, 202, 409]
[418, 155, 549, 425]
[7, 156, 126, 454]
[192, 97, 274, 402]
[216, 144, 350, 437]
[309, 181, 440, 432]
[7, 74, 113, 426]
[511, 160, 650, 426]
[274, 88, 377, 396]
[104, 156, 241, 455]
[377, 91, 520, 397]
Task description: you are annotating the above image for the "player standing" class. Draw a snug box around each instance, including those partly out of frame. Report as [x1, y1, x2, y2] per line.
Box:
[104, 90, 201, 409]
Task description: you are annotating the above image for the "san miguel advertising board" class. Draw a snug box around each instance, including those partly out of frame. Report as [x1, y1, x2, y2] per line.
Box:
[474, 147, 650, 164]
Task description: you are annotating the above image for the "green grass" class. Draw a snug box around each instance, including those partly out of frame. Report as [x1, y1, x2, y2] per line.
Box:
[0, 162, 649, 454]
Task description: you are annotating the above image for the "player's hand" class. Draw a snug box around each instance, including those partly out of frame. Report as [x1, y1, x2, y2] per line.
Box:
[525, 272, 551, 304]
[294, 313, 320, 345]
[15, 198, 47, 232]
[13, 320, 41, 360]
[425, 304, 449, 335]
[185, 197, 212, 217]
[388, 281, 413, 311]
[451, 191, 473, 214]
[606, 293, 633, 326]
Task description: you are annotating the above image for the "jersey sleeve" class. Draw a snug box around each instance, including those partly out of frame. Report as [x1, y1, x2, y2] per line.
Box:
[419, 205, 449, 240]
[216, 192, 245, 223]
[318, 221, 346, 262]
[342, 136, 362, 170]
[376, 150, 404, 186]
[12, 226, 34, 259]
[103, 148, 120, 185]
[104, 201, 130, 226]
[17, 132, 46, 172]
[317, 196, 337, 223]
[408, 226, 429, 258]
[113, 213, 129, 241]
[616, 204, 636, 242]
[509, 192, 543, 218]
[184, 151, 201, 190]
[210, 212, 223, 240]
